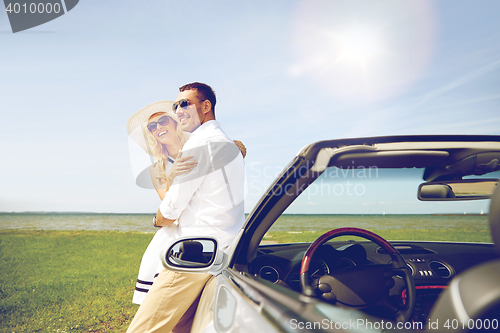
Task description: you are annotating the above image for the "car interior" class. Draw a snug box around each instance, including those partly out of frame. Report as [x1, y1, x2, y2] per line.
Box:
[229, 136, 500, 328]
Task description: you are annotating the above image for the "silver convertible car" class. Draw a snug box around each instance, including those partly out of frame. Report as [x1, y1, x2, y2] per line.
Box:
[162, 135, 500, 332]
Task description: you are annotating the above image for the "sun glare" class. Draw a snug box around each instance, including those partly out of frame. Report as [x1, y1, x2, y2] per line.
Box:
[335, 26, 386, 67]
[291, 0, 436, 104]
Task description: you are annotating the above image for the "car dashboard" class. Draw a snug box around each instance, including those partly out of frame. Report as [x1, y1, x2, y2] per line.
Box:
[249, 240, 498, 323]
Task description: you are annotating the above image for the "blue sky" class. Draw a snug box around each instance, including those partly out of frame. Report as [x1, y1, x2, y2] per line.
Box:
[1, 0, 499, 214]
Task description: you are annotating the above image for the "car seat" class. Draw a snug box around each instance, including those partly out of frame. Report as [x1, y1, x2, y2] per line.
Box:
[178, 240, 209, 264]
[427, 184, 500, 331]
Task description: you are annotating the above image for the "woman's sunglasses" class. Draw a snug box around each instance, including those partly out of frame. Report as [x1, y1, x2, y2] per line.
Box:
[147, 115, 171, 133]
[172, 99, 206, 113]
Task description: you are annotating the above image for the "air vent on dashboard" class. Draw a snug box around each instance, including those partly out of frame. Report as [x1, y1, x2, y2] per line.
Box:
[429, 260, 453, 278]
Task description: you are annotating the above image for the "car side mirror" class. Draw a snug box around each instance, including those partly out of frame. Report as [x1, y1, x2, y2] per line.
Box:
[418, 179, 499, 201]
[161, 237, 224, 273]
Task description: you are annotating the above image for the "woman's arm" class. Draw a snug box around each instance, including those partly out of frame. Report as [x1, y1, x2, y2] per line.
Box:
[149, 156, 198, 201]
[149, 164, 167, 200]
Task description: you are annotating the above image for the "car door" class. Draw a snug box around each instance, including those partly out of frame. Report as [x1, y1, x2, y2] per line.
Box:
[161, 237, 288, 332]
[193, 266, 370, 333]
[161, 237, 379, 333]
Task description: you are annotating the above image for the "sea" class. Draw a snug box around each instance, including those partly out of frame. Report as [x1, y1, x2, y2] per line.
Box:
[0, 212, 490, 233]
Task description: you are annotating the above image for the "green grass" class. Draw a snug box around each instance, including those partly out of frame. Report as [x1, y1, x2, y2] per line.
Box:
[263, 227, 493, 244]
[0, 228, 492, 332]
[0, 230, 152, 333]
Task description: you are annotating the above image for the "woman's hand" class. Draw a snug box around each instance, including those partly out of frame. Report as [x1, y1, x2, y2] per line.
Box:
[165, 152, 198, 188]
[233, 140, 247, 158]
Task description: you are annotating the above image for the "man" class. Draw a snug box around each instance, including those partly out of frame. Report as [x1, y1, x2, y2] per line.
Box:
[127, 82, 245, 333]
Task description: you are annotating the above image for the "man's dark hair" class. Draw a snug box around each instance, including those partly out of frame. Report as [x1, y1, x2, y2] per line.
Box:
[179, 82, 216, 116]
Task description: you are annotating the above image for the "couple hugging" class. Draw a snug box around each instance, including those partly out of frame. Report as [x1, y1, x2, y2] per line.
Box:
[126, 82, 246, 332]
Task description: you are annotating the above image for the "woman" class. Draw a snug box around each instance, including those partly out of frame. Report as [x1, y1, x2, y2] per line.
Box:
[126, 101, 245, 304]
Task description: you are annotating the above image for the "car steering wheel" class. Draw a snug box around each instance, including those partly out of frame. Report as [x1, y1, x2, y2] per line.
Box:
[300, 227, 415, 322]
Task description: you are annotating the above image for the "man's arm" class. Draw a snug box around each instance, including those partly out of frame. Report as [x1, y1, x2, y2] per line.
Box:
[158, 143, 211, 223]
[158, 140, 241, 223]
[155, 208, 175, 227]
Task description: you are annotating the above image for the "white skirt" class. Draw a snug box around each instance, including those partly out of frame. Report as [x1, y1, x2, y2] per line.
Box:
[132, 223, 178, 304]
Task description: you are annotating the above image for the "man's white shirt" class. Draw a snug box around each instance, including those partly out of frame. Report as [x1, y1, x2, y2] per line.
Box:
[159, 120, 245, 248]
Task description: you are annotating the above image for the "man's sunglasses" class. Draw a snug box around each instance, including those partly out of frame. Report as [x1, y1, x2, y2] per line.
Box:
[147, 115, 171, 133]
[172, 99, 206, 113]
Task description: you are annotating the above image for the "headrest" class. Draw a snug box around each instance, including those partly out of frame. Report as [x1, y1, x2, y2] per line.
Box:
[180, 241, 203, 254]
[179, 241, 207, 263]
[489, 184, 500, 254]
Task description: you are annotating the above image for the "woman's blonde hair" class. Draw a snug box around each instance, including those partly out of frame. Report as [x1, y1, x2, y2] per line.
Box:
[141, 110, 187, 181]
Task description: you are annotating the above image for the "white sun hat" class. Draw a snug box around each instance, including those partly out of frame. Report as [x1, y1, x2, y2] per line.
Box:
[126, 100, 175, 154]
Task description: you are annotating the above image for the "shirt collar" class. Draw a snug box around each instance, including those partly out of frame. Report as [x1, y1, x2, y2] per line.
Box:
[190, 120, 218, 136]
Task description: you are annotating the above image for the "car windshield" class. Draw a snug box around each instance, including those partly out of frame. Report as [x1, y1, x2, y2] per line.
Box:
[262, 168, 500, 245]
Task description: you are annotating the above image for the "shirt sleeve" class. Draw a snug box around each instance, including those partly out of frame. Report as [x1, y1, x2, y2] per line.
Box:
[158, 139, 242, 222]
[159, 141, 211, 221]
